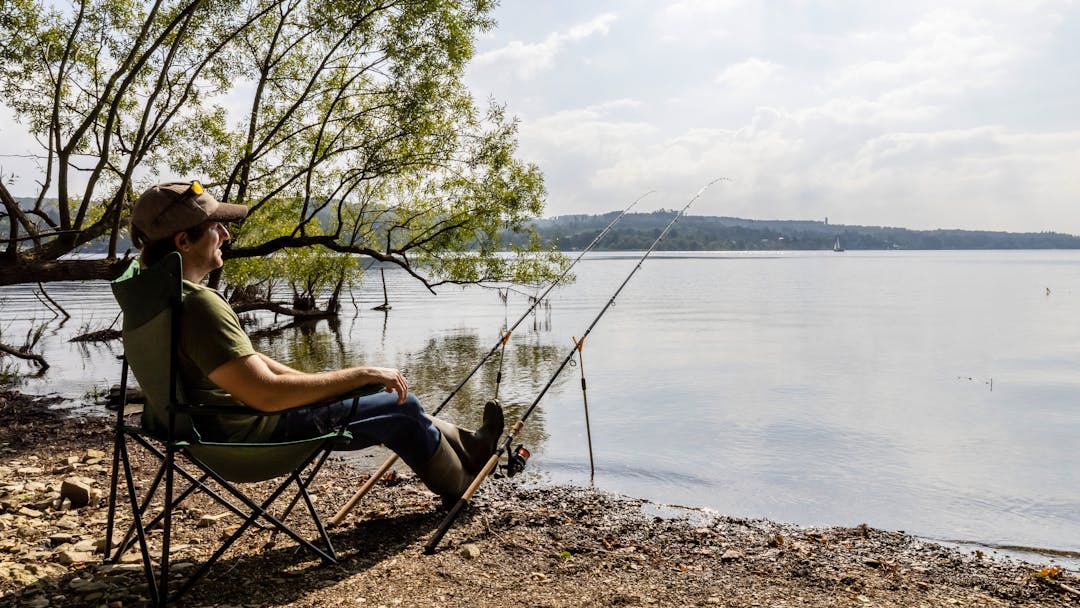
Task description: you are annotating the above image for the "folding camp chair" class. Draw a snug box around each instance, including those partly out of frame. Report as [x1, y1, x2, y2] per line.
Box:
[105, 252, 374, 605]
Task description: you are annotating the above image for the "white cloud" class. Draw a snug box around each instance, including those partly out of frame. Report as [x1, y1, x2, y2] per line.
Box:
[715, 58, 781, 91]
[655, 0, 742, 43]
[473, 13, 618, 80]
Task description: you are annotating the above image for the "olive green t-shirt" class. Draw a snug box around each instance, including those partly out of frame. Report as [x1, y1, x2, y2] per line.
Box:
[179, 280, 279, 442]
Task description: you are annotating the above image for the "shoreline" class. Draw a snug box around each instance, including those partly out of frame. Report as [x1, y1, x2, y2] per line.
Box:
[2, 389, 1078, 607]
[29, 388, 1080, 573]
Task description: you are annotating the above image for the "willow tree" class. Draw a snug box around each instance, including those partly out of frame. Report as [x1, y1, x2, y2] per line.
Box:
[0, 0, 561, 303]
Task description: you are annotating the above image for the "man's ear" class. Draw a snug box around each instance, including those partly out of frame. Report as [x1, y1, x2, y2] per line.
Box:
[174, 231, 188, 251]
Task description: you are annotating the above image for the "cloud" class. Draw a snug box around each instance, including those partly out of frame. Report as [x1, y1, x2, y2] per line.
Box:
[715, 58, 781, 91]
[655, 0, 742, 43]
[473, 13, 618, 80]
[826, 6, 1061, 103]
[521, 89, 1080, 232]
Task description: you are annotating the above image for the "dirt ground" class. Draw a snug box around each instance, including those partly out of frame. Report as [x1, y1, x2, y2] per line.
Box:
[1, 389, 1078, 608]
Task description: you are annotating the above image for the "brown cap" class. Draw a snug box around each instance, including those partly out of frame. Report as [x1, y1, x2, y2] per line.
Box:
[131, 181, 248, 248]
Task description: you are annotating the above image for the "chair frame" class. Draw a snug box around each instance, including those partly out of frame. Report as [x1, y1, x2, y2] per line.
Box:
[104, 255, 365, 605]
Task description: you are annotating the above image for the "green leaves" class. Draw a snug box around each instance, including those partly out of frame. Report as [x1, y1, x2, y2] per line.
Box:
[2, 0, 561, 298]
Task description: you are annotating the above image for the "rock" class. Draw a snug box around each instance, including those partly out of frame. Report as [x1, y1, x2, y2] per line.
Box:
[84, 449, 106, 461]
[198, 513, 230, 528]
[69, 578, 109, 592]
[98, 563, 143, 574]
[18, 507, 43, 518]
[49, 533, 76, 547]
[30, 492, 61, 510]
[66, 456, 82, 465]
[17, 467, 44, 475]
[58, 550, 97, 564]
[25, 481, 46, 492]
[73, 539, 98, 553]
[459, 543, 481, 559]
[61, 479, 94, 509]
[55, 516, 80, 530]
[17, 525, 40, 539]
[720, 549, 744, 562]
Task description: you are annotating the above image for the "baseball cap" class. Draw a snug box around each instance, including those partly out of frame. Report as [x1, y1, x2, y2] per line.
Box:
[131, 181, 248, 247]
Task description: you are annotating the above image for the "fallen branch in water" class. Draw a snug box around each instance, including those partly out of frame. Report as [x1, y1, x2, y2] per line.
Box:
[231, 300, 337, 319]
[0, 342, 49, 369]
[69, 329, 122, 343]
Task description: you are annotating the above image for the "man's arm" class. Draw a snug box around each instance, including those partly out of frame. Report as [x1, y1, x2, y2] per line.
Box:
[208, 354, 409, 412]
[256, 353, 302, 375]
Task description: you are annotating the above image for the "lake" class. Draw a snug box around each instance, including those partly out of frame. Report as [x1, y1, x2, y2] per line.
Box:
[2, 250, 1078, 568]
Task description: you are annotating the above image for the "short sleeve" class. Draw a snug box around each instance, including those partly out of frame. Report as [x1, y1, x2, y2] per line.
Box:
[181, 286, 257, 375]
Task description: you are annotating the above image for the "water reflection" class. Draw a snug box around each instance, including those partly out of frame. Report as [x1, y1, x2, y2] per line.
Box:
[253, 318, 353, 372]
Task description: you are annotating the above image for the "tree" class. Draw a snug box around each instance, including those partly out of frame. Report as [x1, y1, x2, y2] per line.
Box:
[0, 0, 562, 297]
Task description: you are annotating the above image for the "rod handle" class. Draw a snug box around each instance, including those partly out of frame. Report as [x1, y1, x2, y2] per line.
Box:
[424, 449, 502, 553]
[330, 454, 399, 526]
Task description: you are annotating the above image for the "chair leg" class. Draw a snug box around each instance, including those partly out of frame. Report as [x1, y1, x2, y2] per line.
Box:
[113, 448, 169, 560]
[105, 359, 130, 559]
[172, 458, 339, 601]
[297, 448, 338, 558]
[160, 443, 176, 606]
[119, 436, 161, 604]
[269, 446, 338, 558]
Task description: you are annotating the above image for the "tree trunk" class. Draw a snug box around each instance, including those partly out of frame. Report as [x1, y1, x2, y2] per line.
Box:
[0, 258, 133, 286]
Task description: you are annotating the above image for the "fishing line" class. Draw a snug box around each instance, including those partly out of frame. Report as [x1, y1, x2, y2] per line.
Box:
[423, 177, 727, 552]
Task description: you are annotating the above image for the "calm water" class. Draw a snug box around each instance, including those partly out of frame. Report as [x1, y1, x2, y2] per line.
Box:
[2, 250, 1078, 566]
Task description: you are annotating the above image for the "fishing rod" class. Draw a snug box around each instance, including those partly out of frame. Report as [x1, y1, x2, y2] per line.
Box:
[330, 191, 653, 526]
[423, 177, 726, 553]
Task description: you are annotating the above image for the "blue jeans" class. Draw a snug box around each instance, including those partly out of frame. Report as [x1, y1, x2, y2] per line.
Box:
[268, 391, 440, 468]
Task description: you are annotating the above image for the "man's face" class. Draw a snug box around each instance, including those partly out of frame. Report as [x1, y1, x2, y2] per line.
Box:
[184, 221, 230, 277]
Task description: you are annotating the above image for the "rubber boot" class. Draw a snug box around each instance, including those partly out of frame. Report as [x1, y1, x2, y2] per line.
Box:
[413, 434, 472, 503]
[428, 400, 504, 474]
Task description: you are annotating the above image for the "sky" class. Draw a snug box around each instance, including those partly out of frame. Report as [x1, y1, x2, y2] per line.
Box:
[464, 0, 1080, 233]
[3, 1, 1079, 233]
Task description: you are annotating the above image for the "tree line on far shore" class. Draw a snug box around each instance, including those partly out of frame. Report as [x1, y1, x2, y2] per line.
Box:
[502, 210, 1080, 251]
[32, 202, 1080, 254]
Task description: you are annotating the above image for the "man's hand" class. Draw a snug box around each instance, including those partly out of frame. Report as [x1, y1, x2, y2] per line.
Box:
[369, 367, 409, 404]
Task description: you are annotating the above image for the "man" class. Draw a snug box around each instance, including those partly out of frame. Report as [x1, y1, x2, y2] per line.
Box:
[129, 180, 503, 502]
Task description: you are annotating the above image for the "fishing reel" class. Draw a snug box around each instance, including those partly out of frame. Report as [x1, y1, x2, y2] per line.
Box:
[501, 444, 530, 477]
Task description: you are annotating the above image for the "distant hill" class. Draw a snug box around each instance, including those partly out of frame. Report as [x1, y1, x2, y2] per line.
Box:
[503, 211, 1080, 251]
[14, 198, 1080, 253]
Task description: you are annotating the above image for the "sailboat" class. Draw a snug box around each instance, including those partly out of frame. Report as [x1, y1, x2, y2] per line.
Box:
[833, 236, 844, 252]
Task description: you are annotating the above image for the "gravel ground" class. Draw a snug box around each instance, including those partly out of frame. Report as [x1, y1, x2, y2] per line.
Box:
[1, 389, 1078, 608]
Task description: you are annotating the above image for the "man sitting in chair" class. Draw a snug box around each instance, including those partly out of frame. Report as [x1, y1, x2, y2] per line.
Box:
[129, 180, 503, 503]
